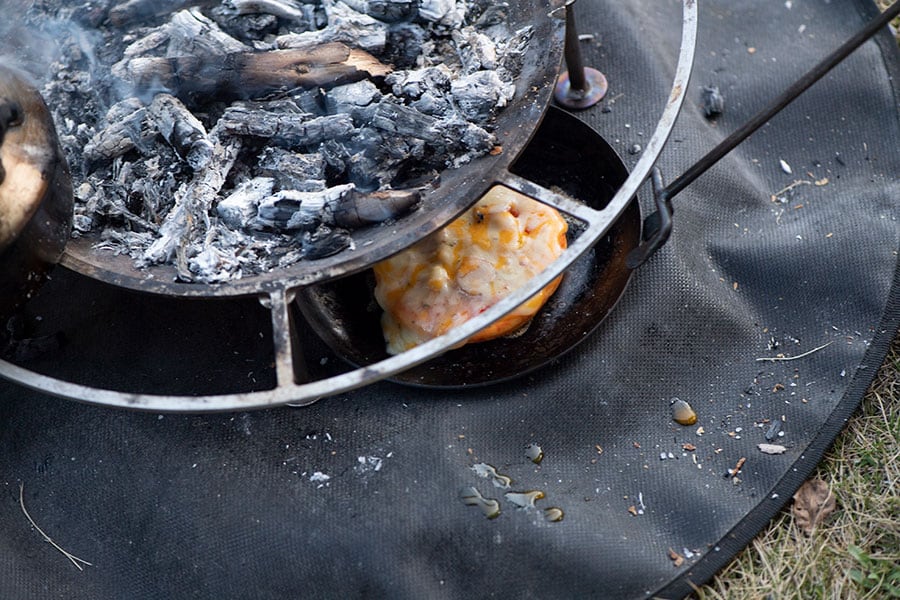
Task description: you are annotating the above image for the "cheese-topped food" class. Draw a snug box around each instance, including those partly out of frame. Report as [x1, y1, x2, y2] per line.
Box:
[373, 185, 568, 354]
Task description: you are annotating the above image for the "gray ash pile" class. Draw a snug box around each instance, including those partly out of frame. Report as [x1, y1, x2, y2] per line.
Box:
[22, 0, 532, 282]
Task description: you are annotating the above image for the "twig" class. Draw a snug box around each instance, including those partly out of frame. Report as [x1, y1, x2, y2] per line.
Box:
[755, 341, 833, 362]
[770, 179, 812, 201]
[19, 483, 93, 571]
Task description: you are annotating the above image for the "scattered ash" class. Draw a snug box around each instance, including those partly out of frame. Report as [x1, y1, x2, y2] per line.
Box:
[20, 0, 532, 283]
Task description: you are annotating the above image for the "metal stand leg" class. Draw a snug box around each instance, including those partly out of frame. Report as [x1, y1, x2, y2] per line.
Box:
[554, 0, 608, 110]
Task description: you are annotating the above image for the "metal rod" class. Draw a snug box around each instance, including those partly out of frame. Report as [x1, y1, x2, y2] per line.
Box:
[663, 0, 900, 201]
[564, 3, 587, 91]
[627, 0, 900, 268]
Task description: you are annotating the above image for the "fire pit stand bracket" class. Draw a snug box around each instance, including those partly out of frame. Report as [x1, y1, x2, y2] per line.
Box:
[0, 0, 699, 411]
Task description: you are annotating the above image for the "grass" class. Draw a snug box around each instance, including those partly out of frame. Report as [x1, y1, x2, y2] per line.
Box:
[695, 5, 900, 597]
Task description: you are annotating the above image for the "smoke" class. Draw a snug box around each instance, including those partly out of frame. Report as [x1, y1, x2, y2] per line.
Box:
[1, 2, 103, 89]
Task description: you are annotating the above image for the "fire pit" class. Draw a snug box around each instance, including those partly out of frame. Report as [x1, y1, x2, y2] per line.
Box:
[25, 0, 569, 290]
[0, 0, 698, 410]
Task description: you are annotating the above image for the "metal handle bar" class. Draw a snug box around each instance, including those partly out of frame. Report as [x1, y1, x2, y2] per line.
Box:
[627, 0, 900, 269]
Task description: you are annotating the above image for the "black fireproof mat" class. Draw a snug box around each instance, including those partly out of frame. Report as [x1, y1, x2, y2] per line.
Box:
[1, 1, 898, 598]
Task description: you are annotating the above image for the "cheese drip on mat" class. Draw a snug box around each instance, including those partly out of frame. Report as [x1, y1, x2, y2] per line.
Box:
[373, 186, 568, 354]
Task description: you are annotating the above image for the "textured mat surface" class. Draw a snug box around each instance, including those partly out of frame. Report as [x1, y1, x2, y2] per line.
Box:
[1, 1, 898, 598]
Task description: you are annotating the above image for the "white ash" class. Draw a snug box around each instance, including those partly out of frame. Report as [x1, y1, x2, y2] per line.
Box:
[26, 0, 530, 283]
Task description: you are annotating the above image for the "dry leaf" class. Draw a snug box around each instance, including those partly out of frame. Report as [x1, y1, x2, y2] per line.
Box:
[792, 478, 837, 534]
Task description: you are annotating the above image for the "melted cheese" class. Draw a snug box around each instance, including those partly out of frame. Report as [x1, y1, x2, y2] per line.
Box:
[373, 185, 568, 354]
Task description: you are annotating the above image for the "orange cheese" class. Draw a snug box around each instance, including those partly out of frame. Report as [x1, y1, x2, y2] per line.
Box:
[373, 185, 568, 354]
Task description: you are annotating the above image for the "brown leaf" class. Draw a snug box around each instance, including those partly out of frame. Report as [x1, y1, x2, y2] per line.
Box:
[791, 478, 837, 535]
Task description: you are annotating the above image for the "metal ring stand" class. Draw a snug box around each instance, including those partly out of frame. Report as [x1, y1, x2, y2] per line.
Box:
[0, 0, 700, 412]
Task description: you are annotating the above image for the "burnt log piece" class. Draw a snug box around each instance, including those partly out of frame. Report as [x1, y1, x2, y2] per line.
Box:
[452, 29, 498, 73]
[330, 188, 420, 228]
[418, 0, 466, 27]
[339, 0, 417, 22]
[366, 100, 442, 142]
[166, 8, 251, 57]
[218, 106, 355, 148]
[256, 147, 326, 191]
[299, 224, 352, 260]
[251, 184, 420, 232]
[338, 126, 426, 189]
[367, 0, 417, 22]
[436, 116, 496, 162]
[450, 70, 515, 123]
[217, 0, 317, 26]
[148, 93, 213, 170]
[114, 43, 391, 105]
[108, 0, 221, 27]
[117, 7, 249, 63]
[252, 184, 355, 231]
[386, 66, 453, 116]
[383, 23, 427, 70]
[323, 80, 383, 121]
[275, 1, 388, 54]
[82, 98, 150, 167]
[215, 176, 274, 229]
[473, 3, 509, 28]
[142, 131, 242, 266]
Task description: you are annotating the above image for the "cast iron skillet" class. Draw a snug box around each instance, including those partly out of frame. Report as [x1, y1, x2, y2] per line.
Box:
[295, 106, 640, 387]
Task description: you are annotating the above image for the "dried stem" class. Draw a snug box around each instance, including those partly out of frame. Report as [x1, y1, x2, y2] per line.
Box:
[755, 341, 833, 362]
[19, 483, 93, 571]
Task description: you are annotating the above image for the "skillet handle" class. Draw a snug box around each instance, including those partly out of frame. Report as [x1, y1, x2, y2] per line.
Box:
[625, 167, 672, 269]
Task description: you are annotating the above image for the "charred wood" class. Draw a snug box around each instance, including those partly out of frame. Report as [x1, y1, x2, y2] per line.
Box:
[450, 70, 514, 123]
[83, 98, 150, 167]
[117, 8, 249, 65]
[275, 1, 388, 54]
[108, 0, 220, 28]
[382, 23, 427, 70]
[218, 106, 355, 148]
[165, 8, 251, 56]
[366, 0, 417, 23]
[417, 0, 466, 28]
[331, 188, 420, 228]
[148, 93, 213, 170]
[215, 176, 274, 229]
[256, 148, 326, 191]
[367, 101, 442, 142]
[299, 224, 352, 260]
[323, 80, 383, 120]
[452, 29, 498, 73]
[386, 66, 452, 115]
[142, 130, 242, 266]
[252, 184, 355, 231]
[250, 183, 419, 232]
[218, 0, 317, 25]
[114, 43, 390, 104]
